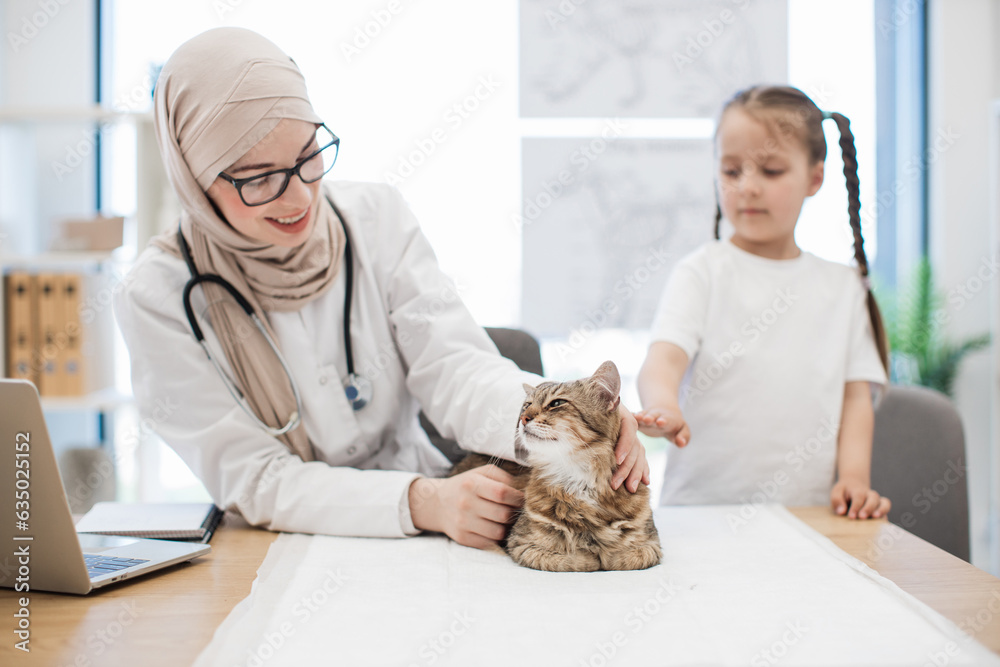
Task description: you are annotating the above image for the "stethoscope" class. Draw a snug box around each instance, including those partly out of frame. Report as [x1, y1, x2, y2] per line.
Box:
[178, 196, 371, 439]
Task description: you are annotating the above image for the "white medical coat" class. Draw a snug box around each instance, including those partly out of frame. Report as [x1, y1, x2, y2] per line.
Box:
[114, 181, 536, 538]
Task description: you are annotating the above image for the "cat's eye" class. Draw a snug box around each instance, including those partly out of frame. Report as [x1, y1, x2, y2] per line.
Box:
[547, 399, 567, 408]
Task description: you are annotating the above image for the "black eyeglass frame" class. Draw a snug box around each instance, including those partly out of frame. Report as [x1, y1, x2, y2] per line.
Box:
[217, 124, 340, 207]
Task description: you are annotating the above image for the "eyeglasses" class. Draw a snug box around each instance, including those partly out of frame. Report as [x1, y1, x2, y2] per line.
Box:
[218, 125, 340, 206]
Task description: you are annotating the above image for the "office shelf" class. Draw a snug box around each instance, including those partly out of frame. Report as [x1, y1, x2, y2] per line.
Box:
[41, 387, 133, 412]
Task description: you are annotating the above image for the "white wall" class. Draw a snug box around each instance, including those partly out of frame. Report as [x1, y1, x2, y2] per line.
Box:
[928, 0, 1000, 572]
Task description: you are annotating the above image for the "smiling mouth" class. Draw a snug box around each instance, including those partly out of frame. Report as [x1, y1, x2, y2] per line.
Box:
[267, 208, 309, 225]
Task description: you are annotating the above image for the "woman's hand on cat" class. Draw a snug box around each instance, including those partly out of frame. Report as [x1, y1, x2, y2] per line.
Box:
[408, 466, 525, 550]
[830, 479, 891, 520]
[633, 406, 690, 447]
[612, 404, 651, 493]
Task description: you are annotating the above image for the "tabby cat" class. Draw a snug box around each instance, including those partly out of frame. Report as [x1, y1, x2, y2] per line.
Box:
[450, 361, 662, 572]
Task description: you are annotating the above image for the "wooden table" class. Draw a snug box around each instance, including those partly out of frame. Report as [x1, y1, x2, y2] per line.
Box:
[2, 508, 999, 665]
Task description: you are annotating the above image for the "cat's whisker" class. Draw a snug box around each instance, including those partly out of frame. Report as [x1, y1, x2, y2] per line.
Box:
[485, 454, 507, 470]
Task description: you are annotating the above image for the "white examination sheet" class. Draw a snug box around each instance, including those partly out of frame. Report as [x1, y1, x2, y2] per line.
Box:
[196, 505, 1000, 666]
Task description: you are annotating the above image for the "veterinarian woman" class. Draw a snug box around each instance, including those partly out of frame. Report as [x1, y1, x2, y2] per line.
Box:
[114, 27, 648, 550]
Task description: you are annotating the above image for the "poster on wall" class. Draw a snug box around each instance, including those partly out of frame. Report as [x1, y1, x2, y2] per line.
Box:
[519, 0, 789, 118]
[520, 138, 715, 338]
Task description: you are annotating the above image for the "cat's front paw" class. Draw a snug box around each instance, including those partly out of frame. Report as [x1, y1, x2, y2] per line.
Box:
[601, 542, 663, 571]
[508, 543, 601, 572]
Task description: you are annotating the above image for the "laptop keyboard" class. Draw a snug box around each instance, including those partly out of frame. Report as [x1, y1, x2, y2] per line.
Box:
[83, 554, 150, 579]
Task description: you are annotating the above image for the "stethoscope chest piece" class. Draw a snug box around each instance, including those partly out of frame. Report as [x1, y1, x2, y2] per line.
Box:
[344, 373, 372, 411]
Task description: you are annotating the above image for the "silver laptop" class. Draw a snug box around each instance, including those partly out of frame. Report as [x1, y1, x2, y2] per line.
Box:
[0, 379, 210, 595]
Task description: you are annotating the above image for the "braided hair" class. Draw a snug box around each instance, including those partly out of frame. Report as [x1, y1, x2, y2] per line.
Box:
[713, 85, 890, 373]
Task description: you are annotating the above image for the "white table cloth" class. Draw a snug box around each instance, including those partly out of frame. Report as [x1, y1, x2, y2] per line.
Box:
[195, 505, 1000, 666]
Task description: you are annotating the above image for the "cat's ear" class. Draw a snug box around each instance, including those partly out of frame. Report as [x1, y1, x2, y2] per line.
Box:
[591, 361, 621, 411]
[522, 383, 536, 396]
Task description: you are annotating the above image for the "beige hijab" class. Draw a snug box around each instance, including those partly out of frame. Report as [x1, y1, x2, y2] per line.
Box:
[151, 28, 345, 461]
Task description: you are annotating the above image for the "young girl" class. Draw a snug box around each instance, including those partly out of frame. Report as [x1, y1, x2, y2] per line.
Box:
[636, 85, 891, 520]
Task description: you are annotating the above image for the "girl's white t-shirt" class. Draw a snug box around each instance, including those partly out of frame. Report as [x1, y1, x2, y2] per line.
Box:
[650, 240, 887, 507]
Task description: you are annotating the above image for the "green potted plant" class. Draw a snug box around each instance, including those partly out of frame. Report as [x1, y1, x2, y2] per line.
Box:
[880, 258, 990, 397]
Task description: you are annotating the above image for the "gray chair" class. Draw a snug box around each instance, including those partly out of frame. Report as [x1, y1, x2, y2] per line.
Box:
[870, 384, 970, 561]
[420, 327, 543, 463]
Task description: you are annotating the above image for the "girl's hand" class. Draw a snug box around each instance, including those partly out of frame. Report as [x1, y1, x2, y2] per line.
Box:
[408, 466, 524, 550]
[613, 403, 651, 493]
[634, 406, 690, 447]
[831, 479, 891, 519]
